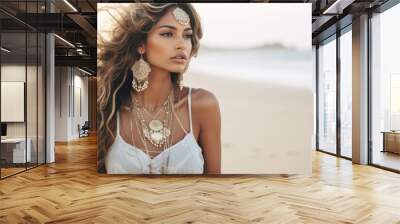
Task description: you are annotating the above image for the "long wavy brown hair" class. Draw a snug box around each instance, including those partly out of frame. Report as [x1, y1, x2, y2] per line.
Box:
[97, 3, 203, 173]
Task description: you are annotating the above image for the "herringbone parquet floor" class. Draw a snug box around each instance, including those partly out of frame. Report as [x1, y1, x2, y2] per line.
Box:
[1, 135, 400, 224]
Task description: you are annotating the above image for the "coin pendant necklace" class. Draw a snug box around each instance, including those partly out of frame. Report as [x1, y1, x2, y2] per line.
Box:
[134, 91, 172, 148]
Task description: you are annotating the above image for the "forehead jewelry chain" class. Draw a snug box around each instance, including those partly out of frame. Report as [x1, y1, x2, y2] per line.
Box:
[172, 7, 190, 26]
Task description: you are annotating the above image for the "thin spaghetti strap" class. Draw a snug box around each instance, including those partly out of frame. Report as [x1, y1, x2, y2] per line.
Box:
[116, 110, 120, 136]
[188, 88, 193, 133]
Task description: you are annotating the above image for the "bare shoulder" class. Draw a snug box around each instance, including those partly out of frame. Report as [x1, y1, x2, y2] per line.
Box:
[189, 88, 221, 136]
[190, 88, 220, 112]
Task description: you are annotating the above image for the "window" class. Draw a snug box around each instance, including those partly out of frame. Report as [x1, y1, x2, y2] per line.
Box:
[371, 2, 400, 171]
[317, 36, 337, 154]
[340, 28, 352, 158]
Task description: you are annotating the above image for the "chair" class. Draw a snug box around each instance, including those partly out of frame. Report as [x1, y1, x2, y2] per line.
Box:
[79, 121, 90, 138]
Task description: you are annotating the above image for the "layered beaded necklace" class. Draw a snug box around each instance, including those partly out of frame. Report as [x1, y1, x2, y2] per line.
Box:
[130, 89, 176, 173]
[133, 93, 172, 148]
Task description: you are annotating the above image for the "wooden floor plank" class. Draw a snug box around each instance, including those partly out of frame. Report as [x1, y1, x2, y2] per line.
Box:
[0, 135, 400, 223]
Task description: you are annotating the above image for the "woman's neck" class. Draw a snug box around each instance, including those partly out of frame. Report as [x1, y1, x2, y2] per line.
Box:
[135, 67, 174, 110]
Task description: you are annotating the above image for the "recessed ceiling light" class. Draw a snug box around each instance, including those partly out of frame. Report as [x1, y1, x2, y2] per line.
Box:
[1, 47, 11, 53]
[63, 0, 78, 12]
[323, 0, 355, 15]
[54, 34, 75, 48]
[78, 67, 93, 76]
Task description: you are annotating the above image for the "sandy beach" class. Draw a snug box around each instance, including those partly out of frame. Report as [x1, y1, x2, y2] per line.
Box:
[185, 71, 314, 174]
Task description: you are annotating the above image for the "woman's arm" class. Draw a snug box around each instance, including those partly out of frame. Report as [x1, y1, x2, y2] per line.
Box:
[194, 88, 221, 174]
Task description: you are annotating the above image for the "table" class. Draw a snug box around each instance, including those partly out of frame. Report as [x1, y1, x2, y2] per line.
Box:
[1, 138, 32, 164]
[381, 131, 400, 154]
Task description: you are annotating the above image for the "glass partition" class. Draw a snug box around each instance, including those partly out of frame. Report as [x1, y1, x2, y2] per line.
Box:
[1, 26, 28, 178]
[38, 32, 45, 165]
[0, 0, 46, 179]
[27, 30, 38, 169]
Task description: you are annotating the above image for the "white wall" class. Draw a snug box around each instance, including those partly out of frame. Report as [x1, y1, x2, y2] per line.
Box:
[54, 67, 89, 141]
[1, 82, 25, 122]
[55, 66, 69, 141]
[1, 65, 30, 137]
[1, 65, 25, 140]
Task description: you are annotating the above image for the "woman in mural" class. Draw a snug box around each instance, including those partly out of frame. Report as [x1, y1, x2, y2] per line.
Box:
[97, 3, 221, 174]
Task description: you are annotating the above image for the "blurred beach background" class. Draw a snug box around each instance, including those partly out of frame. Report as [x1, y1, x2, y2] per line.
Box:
[186, 45, 313, 174]
[186, 3, 313, 174]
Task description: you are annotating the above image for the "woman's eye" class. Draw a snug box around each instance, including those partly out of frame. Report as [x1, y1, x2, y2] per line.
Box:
[184, 34, 193, 39]
[161, 32, 173, 37]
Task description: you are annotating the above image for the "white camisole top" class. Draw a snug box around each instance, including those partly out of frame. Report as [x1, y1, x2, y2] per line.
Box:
[105, 88, 204, 174]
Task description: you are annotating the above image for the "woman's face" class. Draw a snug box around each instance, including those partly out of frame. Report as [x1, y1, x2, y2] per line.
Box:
[142, 8, 193, 74]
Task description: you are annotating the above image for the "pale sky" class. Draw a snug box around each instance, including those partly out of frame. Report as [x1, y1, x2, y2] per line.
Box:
[97, 3, 311, 50]
[192, 3, 311, 50]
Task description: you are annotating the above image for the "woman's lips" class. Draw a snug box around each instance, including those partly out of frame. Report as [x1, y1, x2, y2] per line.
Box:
[171, 58, 187, 63]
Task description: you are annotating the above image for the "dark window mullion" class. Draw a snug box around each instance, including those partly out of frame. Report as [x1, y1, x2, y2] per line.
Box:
[25, 0, 28, 171]
[316, 45, 320, 150]
[336, 29, 341, 157]
[367, 11, 373, 165]
[36, 0, 39, 168]
[0, 22, 2, 179]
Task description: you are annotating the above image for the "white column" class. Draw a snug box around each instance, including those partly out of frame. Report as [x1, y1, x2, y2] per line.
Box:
[46, 33, 55, 163]
[352, 14, 369, 164]
[45, 1, 55, 163]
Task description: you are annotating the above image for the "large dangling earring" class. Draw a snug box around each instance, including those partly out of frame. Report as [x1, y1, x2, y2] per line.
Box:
[131, 53, 151, 92]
